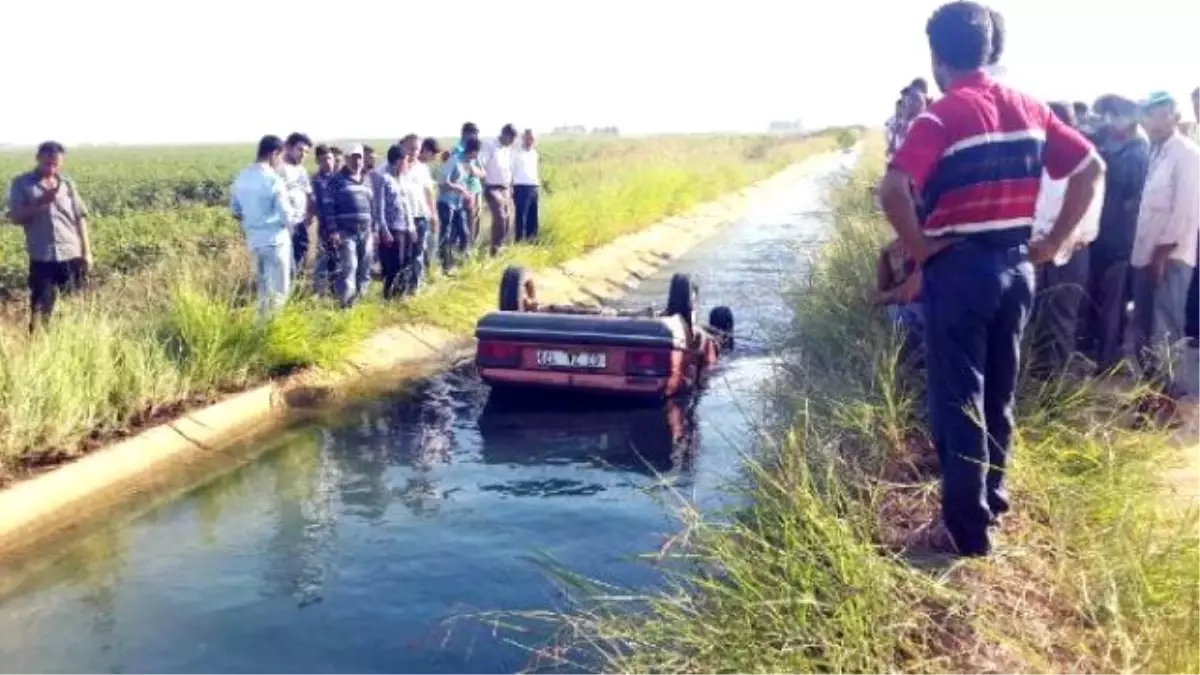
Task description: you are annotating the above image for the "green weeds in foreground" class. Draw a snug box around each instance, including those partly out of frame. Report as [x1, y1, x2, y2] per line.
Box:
[522, 143, 1198, 673]
[0, 132, 840, 477]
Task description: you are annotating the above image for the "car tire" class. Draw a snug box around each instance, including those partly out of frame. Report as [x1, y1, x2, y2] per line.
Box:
[499, 266, 533, 311]
[667, 273, 697, 327]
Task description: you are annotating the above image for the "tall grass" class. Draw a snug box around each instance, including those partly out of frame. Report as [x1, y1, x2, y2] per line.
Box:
[0, 132, 843, 477]
[532, 140, 1198, 673]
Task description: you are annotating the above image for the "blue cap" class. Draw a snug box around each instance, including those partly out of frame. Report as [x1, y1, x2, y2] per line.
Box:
[1140, 91, 1176, 111]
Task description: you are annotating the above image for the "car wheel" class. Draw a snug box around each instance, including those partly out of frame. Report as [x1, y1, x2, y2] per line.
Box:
[499, 266, 534, 311]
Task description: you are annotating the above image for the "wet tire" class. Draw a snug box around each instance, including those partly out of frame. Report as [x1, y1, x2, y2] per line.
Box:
[499, 266, 533, 311]
[667, 273, 697, 326]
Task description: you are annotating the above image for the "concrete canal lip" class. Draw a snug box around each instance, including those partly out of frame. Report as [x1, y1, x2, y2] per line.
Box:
[0, 154, 842, 562]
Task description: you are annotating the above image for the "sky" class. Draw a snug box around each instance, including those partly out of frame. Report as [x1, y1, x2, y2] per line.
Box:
[1, 0, 1196, 146]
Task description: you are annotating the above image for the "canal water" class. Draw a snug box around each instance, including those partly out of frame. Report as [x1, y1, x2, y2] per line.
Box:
[0, 153, 853, 673]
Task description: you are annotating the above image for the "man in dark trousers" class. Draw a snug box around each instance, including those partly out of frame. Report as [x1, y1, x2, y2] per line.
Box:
[1081, 96, 1149, 372]
[879, 1, 1104, 556]
[6, 141, 93, 332]
[512, 129, 541, 242]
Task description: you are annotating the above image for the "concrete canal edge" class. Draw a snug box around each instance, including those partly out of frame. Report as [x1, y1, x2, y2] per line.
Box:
[0, 154, 839, 559]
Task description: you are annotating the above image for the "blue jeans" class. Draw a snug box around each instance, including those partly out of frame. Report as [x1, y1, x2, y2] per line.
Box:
[408, 217, 430, 291]
[334, 231, 375, 308]
[437, 202, 469, 271]
[922, 239, 1033, 556]
[252, 240, 292, 317]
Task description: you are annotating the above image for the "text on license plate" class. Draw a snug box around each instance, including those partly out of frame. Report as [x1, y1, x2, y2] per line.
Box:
[535, 350, 606, 369]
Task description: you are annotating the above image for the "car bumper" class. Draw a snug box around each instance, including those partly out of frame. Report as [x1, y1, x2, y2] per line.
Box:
[479, 368, 674, 398]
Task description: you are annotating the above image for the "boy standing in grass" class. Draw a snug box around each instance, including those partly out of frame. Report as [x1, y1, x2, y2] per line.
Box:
[879, 1, 1104, 557]
[452, 122, 486, 247]
[437, 137, 480, 273]
[512, 129, 541, 242]
[229, 135, 303, 318]
[6, 141, 93, 333]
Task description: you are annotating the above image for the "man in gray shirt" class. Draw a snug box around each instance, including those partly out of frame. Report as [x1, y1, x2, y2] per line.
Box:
[6, 141, 93, 332]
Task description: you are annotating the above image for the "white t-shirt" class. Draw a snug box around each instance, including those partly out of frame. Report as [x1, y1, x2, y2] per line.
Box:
[405, 162, 435, 218]
[512, 147, 539, 186]
[277, 161, 311, 227]
[480, 138, 513, 186]
[1032, 170, 1105, 267]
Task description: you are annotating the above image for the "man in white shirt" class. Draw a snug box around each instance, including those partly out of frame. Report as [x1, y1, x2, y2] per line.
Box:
[512, 129, 540, 242]
[279, 133, 314, 274]
[1029, 102, 1106, 379]
[1130, 92, 1200, 398]
[480, 124, 517, 255]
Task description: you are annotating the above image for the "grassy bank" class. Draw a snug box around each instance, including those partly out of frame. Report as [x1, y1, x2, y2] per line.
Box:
[0, 131, 848, 479]
[538, 142, 1198, 673]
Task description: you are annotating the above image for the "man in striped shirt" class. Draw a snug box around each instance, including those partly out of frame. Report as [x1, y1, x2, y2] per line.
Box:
[879, 1, 1104, 557]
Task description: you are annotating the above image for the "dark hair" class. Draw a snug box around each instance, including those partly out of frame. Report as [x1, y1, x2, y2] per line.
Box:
[1104, 95, 1138, 118]
[314, 143, 330, 157]
[285, 132, 312, 148]
[926, 1, 993, 71]
[461, 122, 478, 136]
[464, 137, 482, 153]
[330, 146, 343, 156]
[399, 133, 419, 146]
[500, 123, 518, 138]
[363, 144, 375, 155]
[420, 137, 440, 154]
[256, 135, 284, 161]
[386, 143, 405, 165]
[1072, 101, 1089, 116]
[987, 8, 1005, 64]
[910, 78, 929, 94]
[36, 141, 66, 156]
[1048, 102, 1075, 126]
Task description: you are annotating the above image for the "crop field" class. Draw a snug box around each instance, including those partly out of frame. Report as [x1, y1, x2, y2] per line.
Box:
[0, 130, 851, 478]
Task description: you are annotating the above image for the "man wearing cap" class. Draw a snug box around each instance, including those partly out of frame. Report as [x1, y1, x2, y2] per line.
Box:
[438, 137, 482, 272]
[320, 143, 377, 308]
[880, 2, 1104, 557]
[1079, 95, 1149, 372]
[6, 141, 93, 332]
[481, 124, 517, 255]
[452, 122, 486, 247]
[229, 135, 304, 318]
[1130, 92, 1200, 401]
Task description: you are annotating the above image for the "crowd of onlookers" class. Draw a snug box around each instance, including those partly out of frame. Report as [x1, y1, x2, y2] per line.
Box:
[4, 122, 543, 328]
[874, 1, 1198, 558]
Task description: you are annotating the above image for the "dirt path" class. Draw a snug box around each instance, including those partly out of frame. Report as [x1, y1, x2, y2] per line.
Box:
[1160, 397, 1199, 512]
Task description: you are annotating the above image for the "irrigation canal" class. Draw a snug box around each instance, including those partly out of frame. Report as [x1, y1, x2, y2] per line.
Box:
[0, 152, 856, 673]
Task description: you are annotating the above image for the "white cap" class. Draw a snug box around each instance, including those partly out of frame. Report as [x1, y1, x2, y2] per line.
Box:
[344, 143, 365, 156]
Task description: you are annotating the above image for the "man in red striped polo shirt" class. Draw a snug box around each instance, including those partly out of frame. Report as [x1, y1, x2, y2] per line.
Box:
[879, 1, 1105, 556]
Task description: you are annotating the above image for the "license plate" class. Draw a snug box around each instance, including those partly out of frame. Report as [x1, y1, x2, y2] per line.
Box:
[535, 350, 606, 369]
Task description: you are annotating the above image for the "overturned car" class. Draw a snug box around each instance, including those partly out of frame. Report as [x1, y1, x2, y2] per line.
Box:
[474, 266, 734, 400]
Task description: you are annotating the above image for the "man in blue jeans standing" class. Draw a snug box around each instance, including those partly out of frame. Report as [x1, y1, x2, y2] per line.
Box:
[321, 143, 377, 308]
[879, 1, 1104, 556]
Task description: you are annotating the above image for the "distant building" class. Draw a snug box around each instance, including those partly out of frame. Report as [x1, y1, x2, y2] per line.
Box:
[768, 119, 805, 134]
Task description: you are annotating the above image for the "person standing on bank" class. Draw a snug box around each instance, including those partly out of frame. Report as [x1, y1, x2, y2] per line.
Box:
[481, 124, 517, 255]
[374, 144, 415, 300]
[1130, 92, 1200, 401]
[321, 143, 377, 308]
[279, 133, 314, 273]
[1081, 95, 1149, 373]
[6, 141, 93, 332]
[229, 135, 303, 318]
[311, 144, 341, 294]
[1029, 103, 1105, 380]
[879, 1, 1103, 557]
[512, 128, 541, 242]
[437, 137, 481, 272]
[452, 123, 486, 247]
